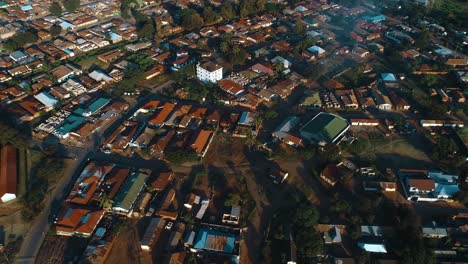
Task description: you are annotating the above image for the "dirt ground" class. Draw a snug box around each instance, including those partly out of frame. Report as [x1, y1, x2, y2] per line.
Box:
[105, 219, 152, 264]
[0, 202, 28, 246]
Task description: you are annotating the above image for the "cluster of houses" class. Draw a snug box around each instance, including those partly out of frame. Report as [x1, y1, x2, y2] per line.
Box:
[318, 163, 461, 203]
[102, 99, 262, 157]
[54, 160, 187, 261]
[318, 213, 468, 264]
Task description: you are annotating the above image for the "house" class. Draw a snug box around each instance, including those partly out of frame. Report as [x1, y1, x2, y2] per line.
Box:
[373, 90, 392, 111]
[9, 50, 28, 62]
[380, 73, 397, 83]
[422, 223, 448, 238]
[55, 204, 105, 237]
[112, 170, 149, 216]
[196, 61, 223, 83]
[0, 145, 17, 203]
[251, 63, 274, 76]
[358, 242, 387, 253]
[219, 79, 244, 97]
[271, 56, 292, 69]
[388, 91, 410, 111]
[300, 112, 350, 144]
[222, 206, 240, 225]
[307, 45, 326, 56]
[335, 89, 359, 108]
[272, 116, 300, 141]
[151, 171, 174, 191]
[420, 119, 464, 128]
[351, 118, 379, 126]
[51, 64, 82, 83]
[322, 225, 342, 244]
[320, 164, 339, 186]
[141, 217, 166, 251]
[190, 130, 214, 157]
[352, 46, 370, 58]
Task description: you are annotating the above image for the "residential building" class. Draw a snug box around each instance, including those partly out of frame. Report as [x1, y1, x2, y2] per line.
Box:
[112, 171, 150, 216]
[196, 61, 223, 83]
[55, 204, 105, 237]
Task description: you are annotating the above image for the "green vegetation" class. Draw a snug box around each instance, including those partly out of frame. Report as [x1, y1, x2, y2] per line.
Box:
[49, 2, 62, 17]
[3, 31, 38, 51]
[50, 24, 62, 38]
[134, 11, 155, 40]
[22, 154, 64, 221]
[292, 201, 323, 259]
[165, 150, 199, 165]
[180, 9, 204, 31]
[0, 122, 29, 147]
[63, 0, 80, 12]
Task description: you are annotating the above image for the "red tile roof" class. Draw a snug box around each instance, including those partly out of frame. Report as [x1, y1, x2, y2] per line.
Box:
[55, 204, 104, 236]
[149, 102, 176, 126]
[190, 130, 213, 155]
[0, 145, 17, 199]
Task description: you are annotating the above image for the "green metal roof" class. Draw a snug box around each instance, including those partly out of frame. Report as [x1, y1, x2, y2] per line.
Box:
[301, 113, 349, 143]
[55, 114, 86, 135]
[113, 172, 148, 211]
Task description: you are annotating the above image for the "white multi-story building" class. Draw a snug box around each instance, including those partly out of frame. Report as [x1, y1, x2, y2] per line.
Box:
[196, 61, 223, 83]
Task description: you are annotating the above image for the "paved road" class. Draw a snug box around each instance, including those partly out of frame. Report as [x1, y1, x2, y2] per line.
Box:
[15, 148, 89, 264]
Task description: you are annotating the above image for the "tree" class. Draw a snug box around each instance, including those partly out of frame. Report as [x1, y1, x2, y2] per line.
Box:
[239, 0, 255, 17]
[294, 17, 305, 34]
[49, 2, 62, 17]
[415, 30, 432, 50]
[50, 24, 62, 38]
[180, 9, 204, 31]
[265, 109, 279, 120]
[3, 30, 38, 50]
[221, 1, 237, 20]
[224, 193, 241, 206]
[203, 6, 219, 25]
[245, 129, 257, 151]
[63, 0, 80, 12]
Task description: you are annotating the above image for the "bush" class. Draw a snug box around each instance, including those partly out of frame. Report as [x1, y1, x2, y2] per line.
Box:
[165, 150, 199, 165]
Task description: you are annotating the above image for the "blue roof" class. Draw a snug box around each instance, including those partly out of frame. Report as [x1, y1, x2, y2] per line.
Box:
[34, 92, 59, 107]
[381, 73, 397, 82]
[434, 48, 452, 56]
[10, 50, 27, 60]
[194, 227, 237, 253]
[60, 20, 74, 29]
[363, 15, 386, 23]
[307, 45, 325, 54]
[21, 5, 32, 11]
[109, 32, 121, 41]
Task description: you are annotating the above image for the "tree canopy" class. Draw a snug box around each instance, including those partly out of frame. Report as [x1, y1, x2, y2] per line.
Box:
[50, 24, 62, 38]
[63, 0, 80, 12]
[49, 2, 63, 17]
[180, 9, 204, 31]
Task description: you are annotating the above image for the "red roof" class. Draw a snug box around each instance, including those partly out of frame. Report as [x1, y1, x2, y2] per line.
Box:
[190, 130, 213, 155]
[219, 80, 245, 96]
[409, 178, 435, 191]
[151, 171, 174, 191]
[55, 204, 104, 236]
[0, 145, 17, 199]
[149, 102, 176, 125]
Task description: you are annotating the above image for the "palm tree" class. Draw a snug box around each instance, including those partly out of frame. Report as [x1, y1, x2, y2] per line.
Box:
[220, 42, 229, 53]
[253, 115, 263, 132]
[245, 128, 257, 151]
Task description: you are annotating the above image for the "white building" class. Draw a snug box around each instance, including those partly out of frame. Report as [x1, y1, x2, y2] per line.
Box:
[196, 61, 223, 83]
